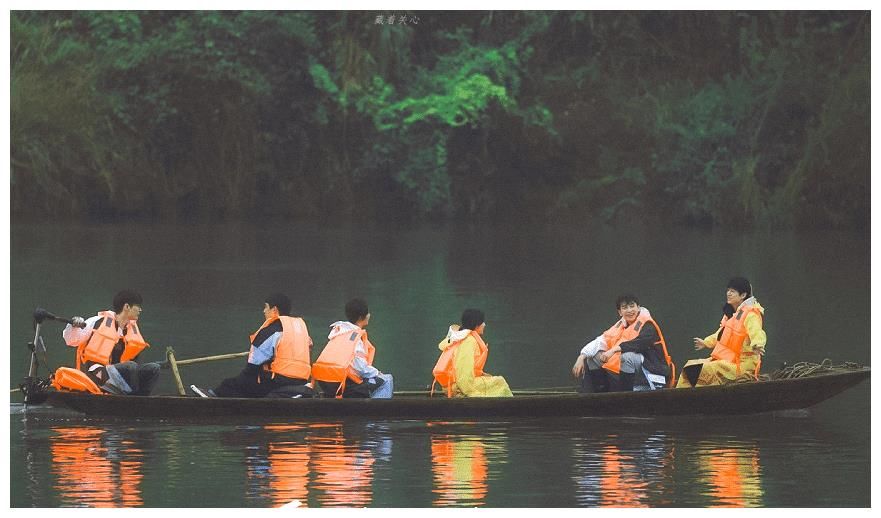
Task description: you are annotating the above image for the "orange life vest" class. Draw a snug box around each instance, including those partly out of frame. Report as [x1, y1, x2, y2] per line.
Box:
[249, 316, 312, 381]
[600, 312, 672, 377]
[312, 326, 375, 397]
[52, 366, 103, 394]
[710, 305, 763, 370]
[77, 311, 150, 368]
[432, 330, 488, 397]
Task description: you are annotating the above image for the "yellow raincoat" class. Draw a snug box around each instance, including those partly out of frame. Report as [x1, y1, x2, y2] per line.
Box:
[436, 327, 513, 398]
[677, 298, 766, 387]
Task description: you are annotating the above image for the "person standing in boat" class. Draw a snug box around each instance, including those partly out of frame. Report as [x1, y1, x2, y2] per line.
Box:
[432, 309, 513, 398]
[192, 293, 314, 398]
[571, 294, 673, 392]
[62, 289, 160, 395]
[676, 277, 766, 388]
[312, 298, 394, 398]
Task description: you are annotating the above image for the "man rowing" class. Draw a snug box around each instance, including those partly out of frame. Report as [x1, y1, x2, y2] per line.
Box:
[191, 293, 314, 398]
[62, 289, 160, 395]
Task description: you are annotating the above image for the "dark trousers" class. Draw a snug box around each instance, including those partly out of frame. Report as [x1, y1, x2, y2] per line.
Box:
[113, 361, 161, 396]
[214, 368, 307, 398]
[317, 380, 372, 398]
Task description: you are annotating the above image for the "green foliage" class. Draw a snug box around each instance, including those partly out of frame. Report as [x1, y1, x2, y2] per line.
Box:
[10, 11, 868, 228]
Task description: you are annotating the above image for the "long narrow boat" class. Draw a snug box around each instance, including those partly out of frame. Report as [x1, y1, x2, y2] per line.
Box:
[35, 368, 869, 419]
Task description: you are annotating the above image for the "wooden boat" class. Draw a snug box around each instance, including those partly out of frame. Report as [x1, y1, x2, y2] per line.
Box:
[35, 368, 869, 419]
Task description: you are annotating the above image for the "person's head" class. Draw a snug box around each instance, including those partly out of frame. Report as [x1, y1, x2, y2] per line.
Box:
[460, 308, 486, 335]
[615, 294, 640, 324]
[345, 298, 370, 327]
[264, 293, 292, 320]
[112, 289, 143, 321]
[726, 277, 752, 308]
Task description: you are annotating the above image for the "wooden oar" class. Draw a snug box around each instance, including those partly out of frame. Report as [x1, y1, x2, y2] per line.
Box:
[161, 348, 249, 396]
[160, 351, 249, 367]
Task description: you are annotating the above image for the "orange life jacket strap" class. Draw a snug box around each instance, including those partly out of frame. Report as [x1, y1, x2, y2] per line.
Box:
[646, 320, 672, 365]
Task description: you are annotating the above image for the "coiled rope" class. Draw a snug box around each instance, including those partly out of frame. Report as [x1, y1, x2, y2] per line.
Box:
[771, 359, 864, 380]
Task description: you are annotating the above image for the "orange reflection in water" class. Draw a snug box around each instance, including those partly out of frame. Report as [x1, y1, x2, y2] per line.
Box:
[705, 447, 763, 508]
[310, 424, 375, 507]
[255, 423, 377, 508]
[259, 425, 310, 507]
[431, 435, 489, 507]
[572, 433, 672, 507]
[597, 443, 649, 508]
[49, 427, 144, 507]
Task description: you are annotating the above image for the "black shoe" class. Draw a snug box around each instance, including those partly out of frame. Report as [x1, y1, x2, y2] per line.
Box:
[617, 372, 635, 392]
[586, 369, 610, 393]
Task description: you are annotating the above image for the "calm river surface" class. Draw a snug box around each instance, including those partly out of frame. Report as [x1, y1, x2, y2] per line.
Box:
[8, 221, 870, 507]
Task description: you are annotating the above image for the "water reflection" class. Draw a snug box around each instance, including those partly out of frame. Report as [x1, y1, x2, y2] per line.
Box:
[230, 422, 390, 507]
[698, 444, 763, 507]
[49, 426, 145, 507]
[243, 424, 311, 507]
[10, 411, 864, 507]
[572, 431, 672, 507]
[427, 422, 507, 507]
[310, 423, 377, 507]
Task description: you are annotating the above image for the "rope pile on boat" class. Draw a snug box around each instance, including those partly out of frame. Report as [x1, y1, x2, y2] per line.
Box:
[772, 359, 864, 380]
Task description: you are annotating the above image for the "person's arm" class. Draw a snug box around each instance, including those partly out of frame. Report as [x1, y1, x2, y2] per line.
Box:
[619, 323, 660, 355]
[694, 327, 721, 351]
[573, 335, 606, 377]
[62, 315, 101, 347]
[351, 338, 380, 379]
[248, 331, 282, 367]
[744, 313, 766, 355]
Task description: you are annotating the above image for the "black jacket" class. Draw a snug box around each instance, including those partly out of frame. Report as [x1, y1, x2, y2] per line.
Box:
[618, 320, 669, 378]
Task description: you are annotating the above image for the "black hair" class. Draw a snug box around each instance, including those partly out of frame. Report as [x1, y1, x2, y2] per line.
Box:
[345, 298, 369, 324]
[614, 294, 639, 310]
[265, 293, 292, 316]
[460, 308, 485, 331]
[722, 303, 735, 319]
[727, 277, 752, 298]
[112, 289, 143, 313]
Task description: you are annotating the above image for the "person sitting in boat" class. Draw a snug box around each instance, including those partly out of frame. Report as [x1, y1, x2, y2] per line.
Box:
[192, 293, 314, 398]
[676, 277, 766, 388]
[571, 294, 673, 392]
[432, 309, 513, 398]
[62, 289, 160, 395]
[312, 298, 393, 398]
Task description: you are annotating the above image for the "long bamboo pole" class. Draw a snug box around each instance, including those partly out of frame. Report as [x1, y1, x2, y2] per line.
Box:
[166, 347, 187, 396]
[173, 351, 248, 366]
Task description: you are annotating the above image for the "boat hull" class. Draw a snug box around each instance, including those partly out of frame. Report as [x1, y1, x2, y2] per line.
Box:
[41, 368, 869, 419]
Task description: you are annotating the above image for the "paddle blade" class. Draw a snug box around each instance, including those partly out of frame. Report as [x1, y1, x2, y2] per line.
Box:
[33, 308, 57, 323]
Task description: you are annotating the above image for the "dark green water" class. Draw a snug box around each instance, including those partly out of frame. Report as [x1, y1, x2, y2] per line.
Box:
[8, 221, 870, 507]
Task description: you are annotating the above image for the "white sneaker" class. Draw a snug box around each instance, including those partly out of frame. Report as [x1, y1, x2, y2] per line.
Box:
[190, 385, 210, 398]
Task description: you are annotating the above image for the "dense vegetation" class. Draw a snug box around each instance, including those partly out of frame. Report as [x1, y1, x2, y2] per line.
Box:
[11, 11, 869, 228]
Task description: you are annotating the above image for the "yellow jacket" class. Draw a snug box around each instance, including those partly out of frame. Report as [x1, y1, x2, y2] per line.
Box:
[437, 332, 513, 398]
